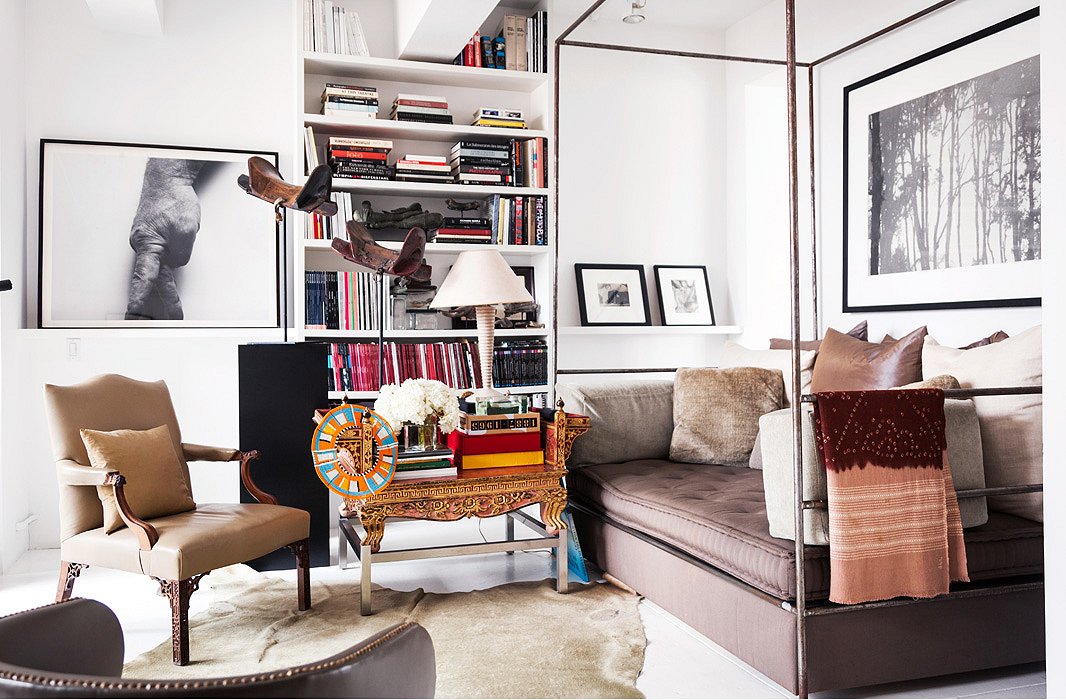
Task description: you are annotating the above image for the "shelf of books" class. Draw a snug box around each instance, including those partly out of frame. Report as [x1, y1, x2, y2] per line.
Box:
[295, 0, 555, 405]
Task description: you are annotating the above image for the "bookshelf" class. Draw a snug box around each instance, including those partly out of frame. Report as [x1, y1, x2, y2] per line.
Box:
[558, 326, 744, 336]
[294, 1, 554, 401]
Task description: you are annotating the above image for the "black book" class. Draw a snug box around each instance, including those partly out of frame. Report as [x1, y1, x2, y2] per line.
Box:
[449, 156, 511, 167]
[331, 161, 392, 172]
[452, 164, 510, 176]
[325, 96, 380, 106]
[334, 173, 391, 181]
[442, 217, 490, 227]
[453, 139, 510, 150]
[480, 36, 495, 68]
[394, 114, 454, 124]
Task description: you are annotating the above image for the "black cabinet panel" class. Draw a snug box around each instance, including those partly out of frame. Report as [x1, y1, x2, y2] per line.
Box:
[238, 343, 329, 570]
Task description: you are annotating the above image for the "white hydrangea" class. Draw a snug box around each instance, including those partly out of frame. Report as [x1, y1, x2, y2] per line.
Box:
[374, 378, 460, 434]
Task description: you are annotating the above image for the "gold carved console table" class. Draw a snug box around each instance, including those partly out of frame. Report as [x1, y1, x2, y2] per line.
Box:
[336, 403, 590, 615]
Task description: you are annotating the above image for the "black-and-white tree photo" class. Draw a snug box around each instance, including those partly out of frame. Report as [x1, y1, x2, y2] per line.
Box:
[39, 141, 279, 328]
[867, 55, 1040, 276]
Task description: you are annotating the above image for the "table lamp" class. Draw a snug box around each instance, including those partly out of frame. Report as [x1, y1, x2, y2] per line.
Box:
[430, 250, 533, 398]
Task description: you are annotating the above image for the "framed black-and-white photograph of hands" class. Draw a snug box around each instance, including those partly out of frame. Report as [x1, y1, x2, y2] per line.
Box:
[653, 265, 715, 326]
[38, 139, 280, 328]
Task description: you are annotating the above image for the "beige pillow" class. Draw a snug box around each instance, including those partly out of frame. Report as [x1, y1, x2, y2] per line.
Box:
[900, 374, 962, 391]
[670, 367, 784, 466]
[922, 326, 1042, 522]
[81, 425, 196, 533]
[555, 380, 674, 467]
[718, 342, 816, 406]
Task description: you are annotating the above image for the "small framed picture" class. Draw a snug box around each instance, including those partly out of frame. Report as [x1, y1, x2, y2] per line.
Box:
[575, 264, 650, 326]
[653, 265, 715, 326]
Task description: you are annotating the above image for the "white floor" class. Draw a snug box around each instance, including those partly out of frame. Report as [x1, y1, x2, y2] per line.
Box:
[0, 516, 1045, 699]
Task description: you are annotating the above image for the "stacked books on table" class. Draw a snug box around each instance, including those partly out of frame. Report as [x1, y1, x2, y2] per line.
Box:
[447, 411, 543, 471]
[472, 108, 526, 129]
[392, 448, 457, 481]
[321, 83, 379, 118]
[394, 154, 452, 183]
[435, 217, 492, 244]
[451, 140, 512, 186]
[329, 137, 392, 180]
[392, 94, 453, 124]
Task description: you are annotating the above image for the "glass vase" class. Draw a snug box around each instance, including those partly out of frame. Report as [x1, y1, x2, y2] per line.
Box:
[403, 417, 439, 452]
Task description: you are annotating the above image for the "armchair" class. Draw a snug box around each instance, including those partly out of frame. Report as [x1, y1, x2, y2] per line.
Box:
[43, 374, 311, 666]
[0, 599, 437, 698]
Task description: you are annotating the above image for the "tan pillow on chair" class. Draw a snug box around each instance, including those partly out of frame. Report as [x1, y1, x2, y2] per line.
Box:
[81, 425, 196, 533]
[670, 367, 785, 466]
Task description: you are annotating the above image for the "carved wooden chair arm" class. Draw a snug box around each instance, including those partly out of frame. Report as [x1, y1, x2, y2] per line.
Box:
[104, 472, 160, 551]
[239, 450, 279, 506]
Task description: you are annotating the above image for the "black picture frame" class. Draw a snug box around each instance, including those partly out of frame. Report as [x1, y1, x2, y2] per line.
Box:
[841, 7, 1041, 313]
[574, 263, 651, 326]
[38, 138, 282, 329]
[652, 265, 716, 326]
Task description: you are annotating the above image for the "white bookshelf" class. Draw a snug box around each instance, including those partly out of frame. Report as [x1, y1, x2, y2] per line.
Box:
[558, 326, 744, 336]
[294, 1, 555, 398]
[329, 384, 550, 401]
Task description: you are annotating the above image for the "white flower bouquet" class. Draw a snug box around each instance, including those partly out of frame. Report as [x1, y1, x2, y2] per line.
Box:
[374, 378, 461, 435]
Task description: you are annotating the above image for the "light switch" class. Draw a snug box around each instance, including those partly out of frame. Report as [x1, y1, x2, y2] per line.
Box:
[67, 338, 79, 360]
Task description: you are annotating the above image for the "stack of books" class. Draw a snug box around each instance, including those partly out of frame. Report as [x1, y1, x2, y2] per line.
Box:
[472, 108, 526, 129]
[393, 448, 457, 481]
[303, 1, 369, 56]
[435, 217, 493, 244]
[327, 341, 482, 392]
[493, 339, 549, 387]
[452, 12, 547, 73]
[391, 94, 453, 124]
[451, 140, 512, 186]
[517, 137, 546, 188]
[489, 195, 547, 245]
[447, 411, 544, 470]
[305, 271, 380, 331]
[328, 137, 392, 180]
[394, 155, 452, 183]
[321, 83, 379, 118]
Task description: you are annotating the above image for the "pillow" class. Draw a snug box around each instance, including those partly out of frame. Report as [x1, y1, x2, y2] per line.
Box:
[555, 380, 674, 467]
[960, 330, 1010, 349]
[718, 342, 816, 406]
[80, 425, 196, 533]
[809, 326, 927, 393]
[923, 326, 1042, 521]
[670, 367, 784, 466]
[900, 374, 962, 391]
[768, 320, 868, 351]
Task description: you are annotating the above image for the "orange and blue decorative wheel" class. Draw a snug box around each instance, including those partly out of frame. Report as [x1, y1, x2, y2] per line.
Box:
[311, 404, 397, 498]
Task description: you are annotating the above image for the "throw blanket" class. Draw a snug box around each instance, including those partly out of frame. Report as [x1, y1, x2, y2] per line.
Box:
[812, 389, 968, 604]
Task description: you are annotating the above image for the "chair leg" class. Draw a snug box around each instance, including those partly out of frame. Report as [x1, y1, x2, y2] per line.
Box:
[156, 575, 206, 666]
[55, 562, 85, 603]
[290, 538, 311, 611]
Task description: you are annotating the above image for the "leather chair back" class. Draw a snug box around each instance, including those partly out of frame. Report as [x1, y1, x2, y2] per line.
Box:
[44, 374, 192, 540]
[0, 600, 437, 698]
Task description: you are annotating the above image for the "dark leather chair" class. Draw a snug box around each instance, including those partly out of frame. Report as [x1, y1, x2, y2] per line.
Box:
[0, 599, 436, 698]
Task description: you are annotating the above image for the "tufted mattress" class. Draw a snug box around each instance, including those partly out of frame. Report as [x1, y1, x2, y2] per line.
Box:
[567, 459, 1044, 601]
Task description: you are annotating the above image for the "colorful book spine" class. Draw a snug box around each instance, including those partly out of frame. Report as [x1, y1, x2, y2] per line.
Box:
[459, 450, 544, 470]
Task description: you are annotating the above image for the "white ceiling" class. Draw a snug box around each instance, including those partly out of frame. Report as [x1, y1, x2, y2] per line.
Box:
[574, 0, 776, 34]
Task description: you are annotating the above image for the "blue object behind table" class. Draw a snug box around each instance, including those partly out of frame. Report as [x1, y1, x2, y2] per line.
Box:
[562, 508, 590, 584]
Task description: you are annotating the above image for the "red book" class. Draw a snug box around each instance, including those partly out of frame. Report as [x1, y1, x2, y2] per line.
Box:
[330, 150, 388, 160]
[437, 228, 491, 236]
[464, 39, 475, 66]
[447, 430, 542, 457]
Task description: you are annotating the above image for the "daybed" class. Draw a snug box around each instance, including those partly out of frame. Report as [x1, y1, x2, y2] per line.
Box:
[559, 379, 1044, 696]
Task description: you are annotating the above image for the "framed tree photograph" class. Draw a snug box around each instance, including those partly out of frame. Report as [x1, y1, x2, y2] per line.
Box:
[39, 139, 281, 328]
[843, 8, 1040, 312]
[653, 265, 716, 326]
[575, 264, 650, 326]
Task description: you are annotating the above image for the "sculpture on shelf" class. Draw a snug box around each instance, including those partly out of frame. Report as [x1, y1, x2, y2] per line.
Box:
[440, 301, 542, 329]
[445, 198, 481, 217]
[238, 157, 337, 216]
[332, 220, 433, 282]
[356, 201, 443, 231]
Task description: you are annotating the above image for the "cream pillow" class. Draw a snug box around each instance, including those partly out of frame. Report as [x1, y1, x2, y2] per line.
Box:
[670, 367, 784, 466]
[922, 326, 1042, 522]
[719, 342, 816, 405]
[81, 424, 196, 533]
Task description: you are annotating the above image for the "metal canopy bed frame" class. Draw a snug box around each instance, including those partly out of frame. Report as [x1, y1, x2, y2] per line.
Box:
[550, 1, 1045, 697]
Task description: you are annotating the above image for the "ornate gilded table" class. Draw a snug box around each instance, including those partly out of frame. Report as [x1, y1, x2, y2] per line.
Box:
[336, 404, 589, 615]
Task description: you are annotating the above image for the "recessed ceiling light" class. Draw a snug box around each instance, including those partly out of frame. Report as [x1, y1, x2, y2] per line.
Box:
[623, 0, 646, 24]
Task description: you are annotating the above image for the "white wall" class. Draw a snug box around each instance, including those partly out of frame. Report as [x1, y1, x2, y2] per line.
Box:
[726, 0, 1041, 346]
[556, 30, 732, 371]
[1, 0, 294, 559]
[1039, 0, 1065, 692]
[0, 0, 28, 573]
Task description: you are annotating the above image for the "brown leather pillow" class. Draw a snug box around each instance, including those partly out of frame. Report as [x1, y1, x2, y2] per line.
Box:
[960, 330, 1009, 349]
[769, 320, 867, 351]
[81, 425, 196, 533]
[809, 326, 927, 393]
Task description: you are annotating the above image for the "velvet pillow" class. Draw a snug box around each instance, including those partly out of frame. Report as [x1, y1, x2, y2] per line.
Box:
[670, 367, 784, 467]
[922, 326, 1042, 522]
[809, 326, 927, 393]
[768, 320, 868, 351]
[718, 342, 816, 406]
[81, 424, 196, 533]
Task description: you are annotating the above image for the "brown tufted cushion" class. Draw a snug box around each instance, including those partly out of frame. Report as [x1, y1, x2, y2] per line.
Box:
[568, 459, 1043, 601]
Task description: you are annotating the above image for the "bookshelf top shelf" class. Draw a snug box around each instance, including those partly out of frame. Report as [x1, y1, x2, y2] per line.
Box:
[304, 114, 549, 143]
[304, 53, 550, 92]
[558, 326, 744, 336]
[328, 384, 549, 400]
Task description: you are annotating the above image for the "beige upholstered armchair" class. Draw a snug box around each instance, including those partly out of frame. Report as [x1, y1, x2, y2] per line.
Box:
[43, 374, 311, 666]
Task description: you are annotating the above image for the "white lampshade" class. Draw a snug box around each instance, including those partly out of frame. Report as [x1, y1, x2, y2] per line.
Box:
[430, 250, 533, 308]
